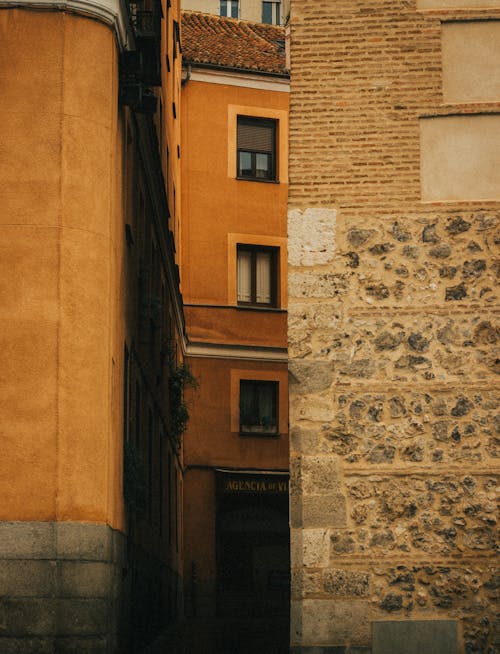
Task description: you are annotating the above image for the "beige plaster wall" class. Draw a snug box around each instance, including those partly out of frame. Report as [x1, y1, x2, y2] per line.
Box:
[181, 0, 290, 23]
[442, 21, 500, 104]
[420, 114, 500, 202]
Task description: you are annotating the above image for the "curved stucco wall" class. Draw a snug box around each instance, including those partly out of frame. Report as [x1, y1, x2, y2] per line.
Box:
[0, 9, 120, 523]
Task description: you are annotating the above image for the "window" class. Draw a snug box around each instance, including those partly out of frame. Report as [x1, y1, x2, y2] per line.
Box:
[220, 0, 238, 18]
[237, 116, 277, 181]
[237, 245, 278, 307]
[262, 0, 280, 25]
[240, 380, 278, 435]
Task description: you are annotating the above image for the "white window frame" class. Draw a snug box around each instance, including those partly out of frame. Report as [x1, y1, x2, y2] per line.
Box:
[262, 0, 281, 25]
[220, 0, 239, 18]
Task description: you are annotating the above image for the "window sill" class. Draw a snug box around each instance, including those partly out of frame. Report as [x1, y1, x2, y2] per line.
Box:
[236, 304, 282, 312]
[239, 430, 280, 438]
[236, 176, 280, 184]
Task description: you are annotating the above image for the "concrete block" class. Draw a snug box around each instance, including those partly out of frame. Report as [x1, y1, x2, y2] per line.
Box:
[301, 599, 370, 645]
[0, 560, 56, 597]
[0, 637, 55, 653]
[56, 599, 109, 636]
[0, 522, 55, 560]
[58, 562, 112, 599]
[56, 524, 112, 562]
[0, 599, 57, 636]
[372, 620, 457, 654]
[302, 495, 347, 528]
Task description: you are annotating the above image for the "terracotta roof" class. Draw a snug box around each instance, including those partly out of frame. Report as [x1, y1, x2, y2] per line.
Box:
[181, 11, 288, 76]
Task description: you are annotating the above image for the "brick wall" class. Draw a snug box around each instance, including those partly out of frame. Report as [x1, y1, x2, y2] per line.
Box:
[288, 1, 500, 653]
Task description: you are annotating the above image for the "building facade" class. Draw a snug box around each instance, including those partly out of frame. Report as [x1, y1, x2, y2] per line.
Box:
[179, 11, 290, 652]
[0, 0, 186, 650]
[181, 0, 290, 25]
[288, 1, 500, 653]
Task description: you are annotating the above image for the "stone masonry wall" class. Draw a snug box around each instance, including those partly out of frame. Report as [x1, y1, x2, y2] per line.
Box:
[0, 522, 126, 653]
[288, 2, 499, 653]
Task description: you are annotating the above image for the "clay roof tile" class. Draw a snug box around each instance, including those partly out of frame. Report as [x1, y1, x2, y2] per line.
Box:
[181, 10, 288, 76]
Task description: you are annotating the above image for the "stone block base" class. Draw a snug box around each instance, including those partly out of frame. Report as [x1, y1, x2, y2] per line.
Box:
[0, 521, 126, 653]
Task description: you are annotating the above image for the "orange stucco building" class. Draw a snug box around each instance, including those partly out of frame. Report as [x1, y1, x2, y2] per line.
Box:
[179, 11, 290, 651]
[0, 0, 186, 650]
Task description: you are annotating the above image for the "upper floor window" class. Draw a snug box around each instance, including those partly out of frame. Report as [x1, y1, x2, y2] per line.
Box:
[262, 0, 280, 24]
[220, 0, 238, 18]
[237, 245, 278, 307]
[237, 116, 277, 182]
[240, 380, 278, 435]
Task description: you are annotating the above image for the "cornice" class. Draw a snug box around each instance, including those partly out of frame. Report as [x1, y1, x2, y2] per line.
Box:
[182, 64, 290, 93]
[184, 341, 288, 363]
[0, 0, 131, 48]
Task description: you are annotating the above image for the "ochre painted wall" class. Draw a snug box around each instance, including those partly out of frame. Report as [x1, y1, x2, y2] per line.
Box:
[180, 79, 289, 309]
[0, 9, 124, 527]
[184, 357, 288, 469]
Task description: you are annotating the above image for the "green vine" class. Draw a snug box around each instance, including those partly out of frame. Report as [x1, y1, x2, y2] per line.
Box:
[168, 363, 197, 445]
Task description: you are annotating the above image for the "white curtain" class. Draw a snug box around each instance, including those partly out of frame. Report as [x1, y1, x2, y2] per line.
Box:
[256, 251, 271, 304]
[237, 250, 252, 302]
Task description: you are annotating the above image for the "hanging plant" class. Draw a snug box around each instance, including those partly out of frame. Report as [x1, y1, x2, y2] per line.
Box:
[168, 363, 197, 445]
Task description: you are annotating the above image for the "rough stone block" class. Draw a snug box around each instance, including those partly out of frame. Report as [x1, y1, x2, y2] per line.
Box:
[289, 361, 334, 395]
[56, 599, 109, 636]
[290, 600, 303, 645]
[291, 393, 335, 423]
[323, 569, 369, 597]
[292, 569, 322, 597]
[290, 426, 320, 455]
[302, 495, 347, 528]
[301, 599, 370, 645]
[290, 492, 304, 528]
[0, 522, 55, 560]
[0, 637, 54, 653]
[372, 620, 457, 654]
[0, 560, 56, 597]
[300, 456, 341, 494]
[0, 599, 57, 636]
[349, 648, 372, 654]
[301, 529, 331, 568]
[288, 207, 336, 267]
[58, 562, 113, 599]
[56, 524, 112, 562]
[288, 271, 348, 300]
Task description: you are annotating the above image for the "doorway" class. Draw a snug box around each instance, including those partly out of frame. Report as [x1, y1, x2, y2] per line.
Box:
[215, 472, 290, 653]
